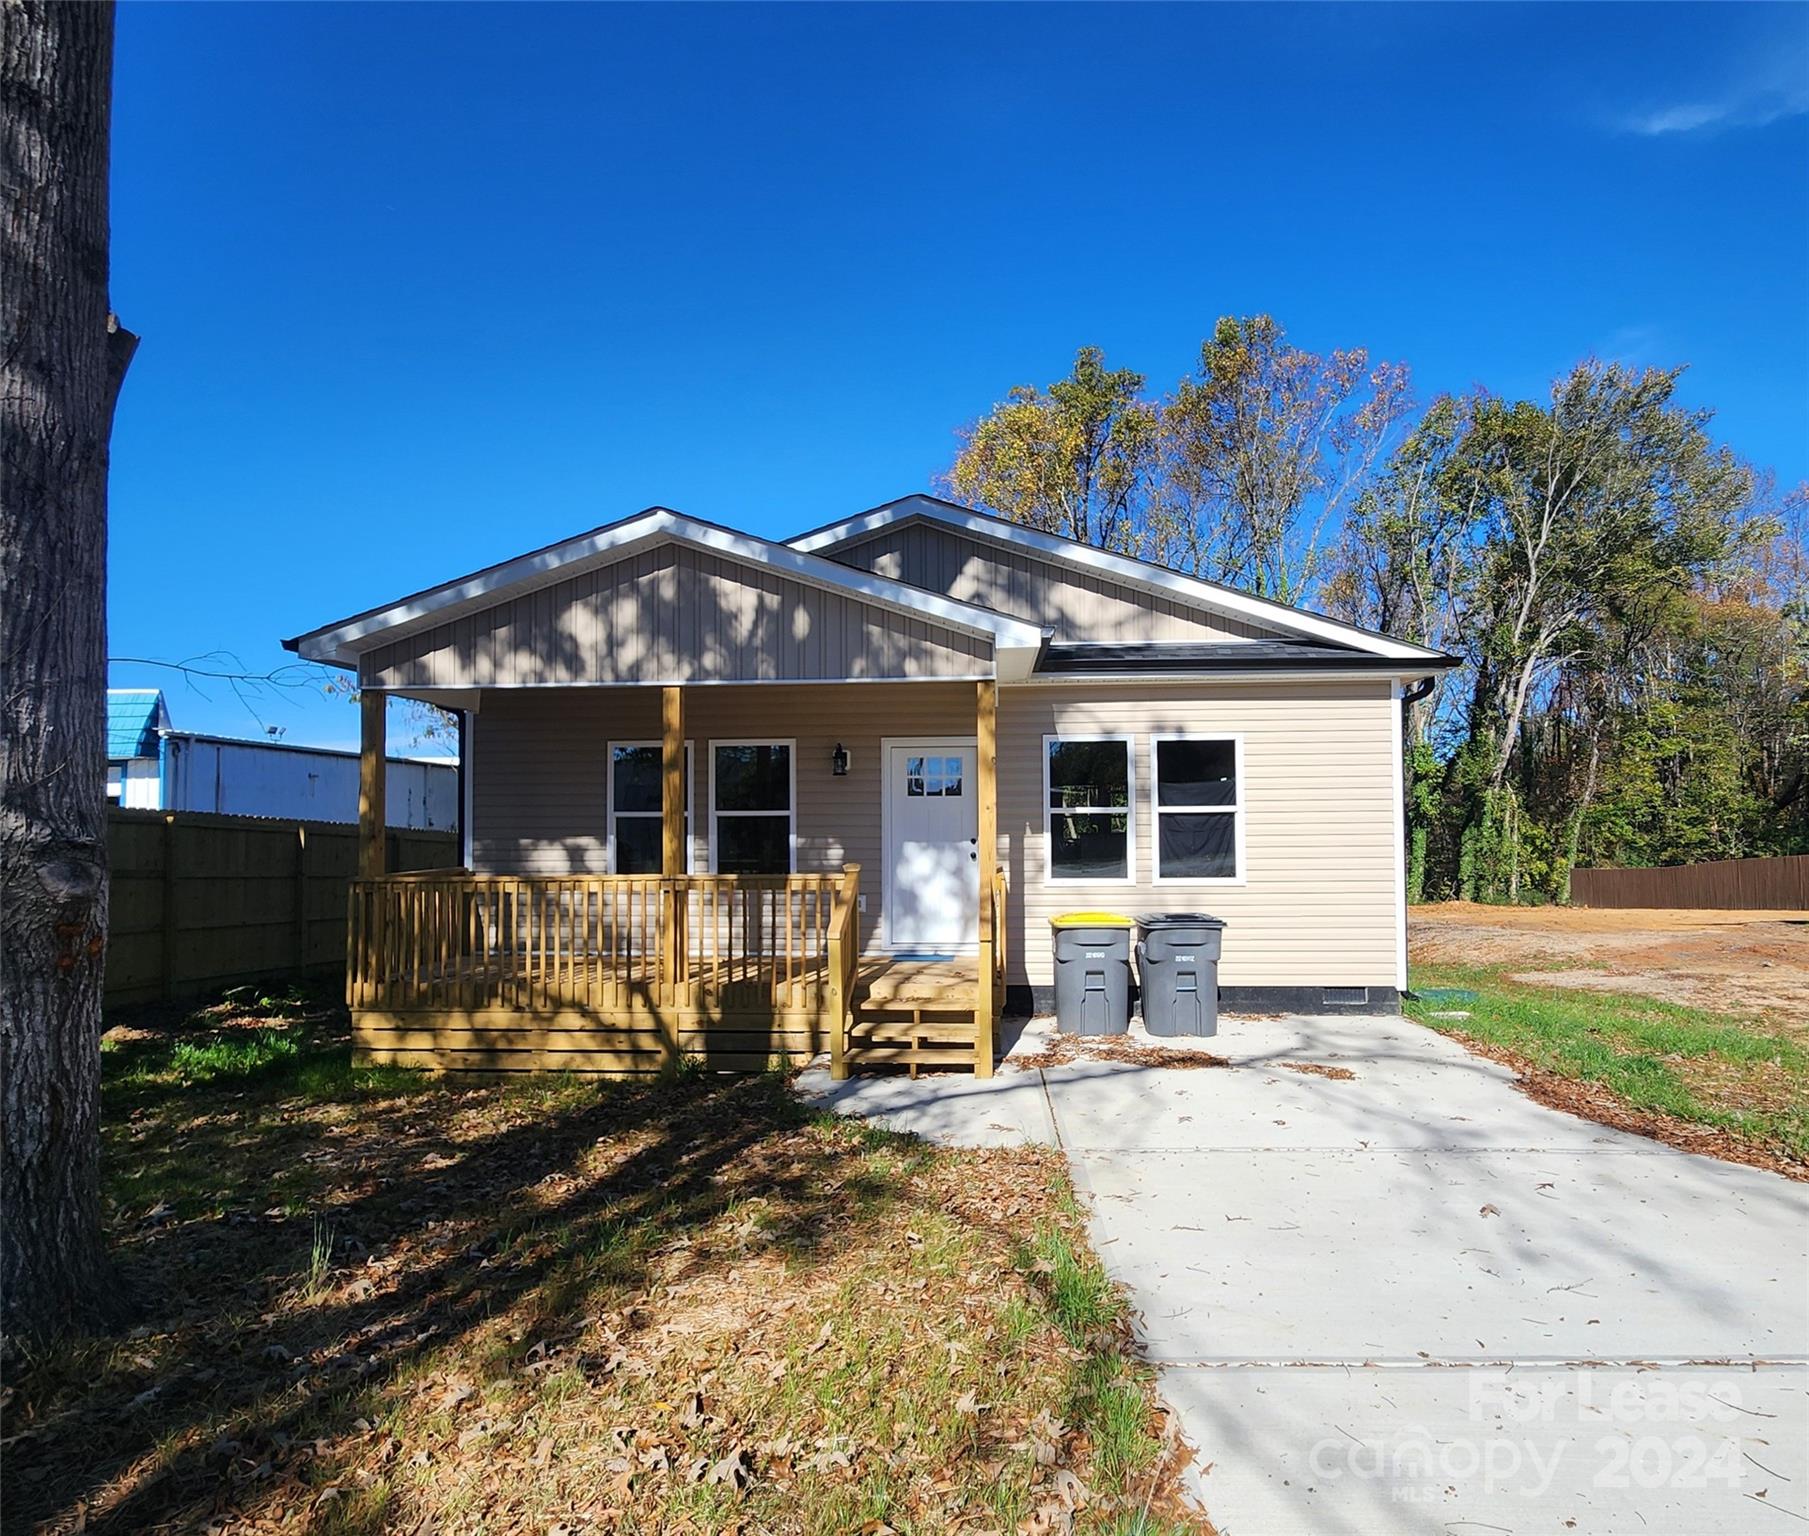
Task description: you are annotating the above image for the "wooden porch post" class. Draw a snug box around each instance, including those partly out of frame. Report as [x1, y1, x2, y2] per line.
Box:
[661, 686, 686, 876]
[358, 689, 387, 878]
[975, 679, 997, 1078]
[661, 686, 686, 994]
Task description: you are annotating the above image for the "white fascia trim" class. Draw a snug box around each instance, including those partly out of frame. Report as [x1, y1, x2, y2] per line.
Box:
[1012, 668, 1446, 687]
[291, 508, 1045, 676]
[790, 496, 1443, 663]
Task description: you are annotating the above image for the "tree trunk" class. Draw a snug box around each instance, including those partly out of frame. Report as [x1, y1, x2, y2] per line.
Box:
[1, 0, 134, 1341]
[1560, 730, 1603, 904]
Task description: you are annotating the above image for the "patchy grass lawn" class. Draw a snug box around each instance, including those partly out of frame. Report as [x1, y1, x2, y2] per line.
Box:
[1406, 963, 1809, 1177]
[4, 986, 1204, 1535]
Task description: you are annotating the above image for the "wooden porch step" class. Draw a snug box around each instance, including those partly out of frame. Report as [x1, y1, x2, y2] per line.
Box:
[855, 955, 980, 1007]
[841, 1043, 981, 1069]
[850, 1014, 978, 1044]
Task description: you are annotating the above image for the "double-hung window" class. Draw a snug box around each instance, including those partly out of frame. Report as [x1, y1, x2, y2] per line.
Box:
[1044, 736, 1133, 882]
[710, 741, 795, 874]
[607, 741, 692, 873]
[1152, 736, 1242, 882]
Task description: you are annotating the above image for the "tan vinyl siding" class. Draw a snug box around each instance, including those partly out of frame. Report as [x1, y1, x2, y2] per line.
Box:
[471, 676, 1403, 993]
[471, 682, 979, 953]
[999, 680, 1400, 990]
[829, 521, 1284, 644]
[362, 543, 991, 689]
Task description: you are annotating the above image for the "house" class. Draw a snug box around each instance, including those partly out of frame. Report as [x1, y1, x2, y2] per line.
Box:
[107, 688, 174, 807]
[105, 688, 458, 829]
[284, 494, 1455, 1077]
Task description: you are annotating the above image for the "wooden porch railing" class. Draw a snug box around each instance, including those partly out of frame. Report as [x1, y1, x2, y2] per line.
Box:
[825, 863, 861, 1079]
[975, 862, 1007, 1078]
[347, 869, 855, 1017]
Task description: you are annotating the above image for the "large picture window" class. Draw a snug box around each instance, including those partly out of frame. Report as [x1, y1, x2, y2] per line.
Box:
[710, 741, 795, 874]
[1152, 736, 1242, 882]
[607, 741, 692, 874]
[1044, 736, 1133, 883]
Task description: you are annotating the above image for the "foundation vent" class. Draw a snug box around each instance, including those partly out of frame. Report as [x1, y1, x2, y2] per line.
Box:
[1322, 986, 1369, 1007]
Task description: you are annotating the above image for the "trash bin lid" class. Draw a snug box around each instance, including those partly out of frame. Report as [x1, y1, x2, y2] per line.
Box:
[1135, 911, 1225, 928]
[1051, 911, 1136, 928]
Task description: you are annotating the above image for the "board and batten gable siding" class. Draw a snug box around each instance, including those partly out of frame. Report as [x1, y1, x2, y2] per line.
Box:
[825, 520, 1285, 645]
[360, 543, 992, 690]
[998, 680, 1401, 990]
[470, 682, 981, 953]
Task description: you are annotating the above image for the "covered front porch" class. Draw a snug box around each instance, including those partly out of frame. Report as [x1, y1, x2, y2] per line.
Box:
[349, 681, 1010, 1076]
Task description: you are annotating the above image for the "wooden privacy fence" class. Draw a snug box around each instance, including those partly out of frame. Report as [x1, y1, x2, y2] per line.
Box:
[1571, 855, 1809, 911]
[106, 808, 458, 1007]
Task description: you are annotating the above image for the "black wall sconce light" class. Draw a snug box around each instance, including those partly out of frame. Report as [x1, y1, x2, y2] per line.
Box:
[830, 743, 850, 777]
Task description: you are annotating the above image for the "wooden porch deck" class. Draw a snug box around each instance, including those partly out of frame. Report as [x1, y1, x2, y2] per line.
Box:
[345, 870, 1004, 1076]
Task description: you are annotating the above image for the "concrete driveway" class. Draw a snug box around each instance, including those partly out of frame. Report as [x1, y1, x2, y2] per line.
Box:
[800, 1013, 1809, 1534]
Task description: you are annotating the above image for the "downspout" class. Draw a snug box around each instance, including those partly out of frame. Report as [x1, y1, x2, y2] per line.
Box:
[1396, 676, 1437, 998]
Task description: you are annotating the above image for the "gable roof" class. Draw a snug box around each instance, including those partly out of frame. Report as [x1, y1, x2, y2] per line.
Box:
[789, 494, 1451, 666]
[284, 506, 1049, 681]
[108, 689, 169, 759]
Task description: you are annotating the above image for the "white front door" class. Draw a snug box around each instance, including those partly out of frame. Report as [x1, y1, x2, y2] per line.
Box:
[885, 741, 980, 954]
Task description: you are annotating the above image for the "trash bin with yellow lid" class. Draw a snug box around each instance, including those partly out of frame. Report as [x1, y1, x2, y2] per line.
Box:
[1050, 912, 1135, 1036]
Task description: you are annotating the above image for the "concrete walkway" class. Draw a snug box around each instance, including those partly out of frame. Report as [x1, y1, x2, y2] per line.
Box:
[798, 1013, 1809, 1534]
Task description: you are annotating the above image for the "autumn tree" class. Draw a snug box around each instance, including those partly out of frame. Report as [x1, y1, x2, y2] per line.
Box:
[1325, 396, 1485, 897]
[951, 329, 1802, 898]
[945, 320, 1410, 599]
[1329, 361, 1764, 899]
[944, 345, 1158, 553]
[2, 0, 135, 1338]
[1158, 315, 1412, 602]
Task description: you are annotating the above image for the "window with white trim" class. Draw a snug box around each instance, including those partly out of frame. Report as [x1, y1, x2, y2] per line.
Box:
[711, 741, 795, 874]
[607, 741, 692, 874]
[1152, 736, 1241, 882]
[1044, 736, 1133, 882]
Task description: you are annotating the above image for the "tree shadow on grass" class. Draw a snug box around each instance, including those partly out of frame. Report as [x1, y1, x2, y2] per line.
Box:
[5, 1017, 930, 1535]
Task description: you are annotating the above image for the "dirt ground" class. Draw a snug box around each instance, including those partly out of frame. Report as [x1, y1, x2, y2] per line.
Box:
[1409, 902, 1809, 1024]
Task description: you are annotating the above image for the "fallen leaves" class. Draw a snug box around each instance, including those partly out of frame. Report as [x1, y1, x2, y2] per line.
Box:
[1278, 1061, 1357, 1081]
[12, 1013, 1212, 1536]
[436, 1377, 478, 1413]
[1432, 1022, 1808, 1181]
[704, 1444, 751, 1493]
[1009, 1034, 1232, 1072]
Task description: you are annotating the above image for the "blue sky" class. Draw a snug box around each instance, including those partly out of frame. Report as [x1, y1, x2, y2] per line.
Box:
[108, 1, 1809, 752]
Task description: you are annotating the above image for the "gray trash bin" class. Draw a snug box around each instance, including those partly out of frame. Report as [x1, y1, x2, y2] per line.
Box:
[1136, 913, 1225, 1037]
[1051, 913, 1134, 1036]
